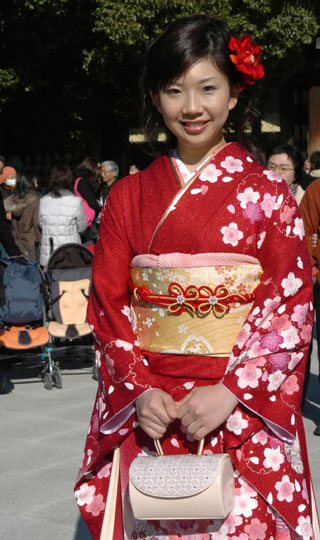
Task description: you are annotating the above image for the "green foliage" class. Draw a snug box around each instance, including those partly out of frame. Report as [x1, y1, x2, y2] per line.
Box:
[0, 68, 19, 109]
[0, 69, 18, 88]
[95, 0, 233, 46]
[264, 4, 318, 55]
[24, 0, 69, 14]
[241, 0, 271, 14]
[94, 0, 319, 63]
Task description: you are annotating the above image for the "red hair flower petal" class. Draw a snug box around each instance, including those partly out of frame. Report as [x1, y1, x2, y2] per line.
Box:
[228, 34, 265, 88]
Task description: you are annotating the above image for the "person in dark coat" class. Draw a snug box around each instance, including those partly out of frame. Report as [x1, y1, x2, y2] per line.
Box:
[4, 173, 42, 260]
[0, 190, 20, 256]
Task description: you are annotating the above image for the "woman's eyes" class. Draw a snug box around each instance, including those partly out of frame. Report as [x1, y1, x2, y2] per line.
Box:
[166, 88, 181, 95]
[165, 85, 216, 95]
[202, 85, 216, 92]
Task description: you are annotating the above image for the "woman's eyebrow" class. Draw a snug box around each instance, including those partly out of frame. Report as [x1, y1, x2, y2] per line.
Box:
[170, 76, 218, 87]
[199, 77, 217, 83]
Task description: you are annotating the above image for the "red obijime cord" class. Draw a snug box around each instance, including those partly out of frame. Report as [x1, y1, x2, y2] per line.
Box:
[129, 280, 257, 318]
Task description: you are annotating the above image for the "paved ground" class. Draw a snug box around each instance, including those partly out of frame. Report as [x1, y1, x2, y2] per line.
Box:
[0, 343, 319, 540]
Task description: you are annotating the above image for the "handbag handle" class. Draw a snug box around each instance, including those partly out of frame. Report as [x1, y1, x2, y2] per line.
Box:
[154, 438, 204, 457]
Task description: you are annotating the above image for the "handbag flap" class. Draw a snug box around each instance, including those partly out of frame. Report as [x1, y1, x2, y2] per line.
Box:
[129, 453, 231, 498]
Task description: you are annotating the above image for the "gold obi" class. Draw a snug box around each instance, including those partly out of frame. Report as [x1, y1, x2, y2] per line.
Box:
[130, 263, 262, 357]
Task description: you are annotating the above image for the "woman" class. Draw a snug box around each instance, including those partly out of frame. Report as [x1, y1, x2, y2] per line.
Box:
[4, 172, 41, 260]
[74, 156, 101, 228]
[75, 15, 317, 540]
[38, 165, 87, 267]
[0, 165, 17, 201]
[266, 144, 305, 205]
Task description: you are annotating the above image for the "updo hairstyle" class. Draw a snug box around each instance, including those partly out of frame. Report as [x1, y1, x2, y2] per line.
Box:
[140, 14, 262, 163]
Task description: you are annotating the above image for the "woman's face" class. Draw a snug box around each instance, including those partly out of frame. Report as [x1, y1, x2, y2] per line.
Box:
[153, 58, 238, 165]
[5, 174, 17, 188]
[266, 153, 296, 186]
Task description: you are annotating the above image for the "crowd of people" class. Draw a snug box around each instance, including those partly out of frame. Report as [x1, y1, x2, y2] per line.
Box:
[0, 155, 122, 266]
[1, 148, 320, 269]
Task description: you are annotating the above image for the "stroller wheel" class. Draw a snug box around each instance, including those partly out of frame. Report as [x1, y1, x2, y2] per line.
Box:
[43, 372, 53, 390]
[52, 369, 62, 389]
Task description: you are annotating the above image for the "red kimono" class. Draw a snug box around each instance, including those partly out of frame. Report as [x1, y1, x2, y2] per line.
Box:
[75, 142, 317, 540]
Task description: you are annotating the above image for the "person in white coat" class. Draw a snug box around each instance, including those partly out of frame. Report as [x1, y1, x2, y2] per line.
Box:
[38, 165, 87, 267]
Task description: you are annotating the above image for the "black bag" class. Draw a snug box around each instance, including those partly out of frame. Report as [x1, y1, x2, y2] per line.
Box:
[0, 257, 44, 324]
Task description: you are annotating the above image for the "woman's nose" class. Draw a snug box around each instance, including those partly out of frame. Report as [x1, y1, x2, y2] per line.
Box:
[182, 91, 203, 115]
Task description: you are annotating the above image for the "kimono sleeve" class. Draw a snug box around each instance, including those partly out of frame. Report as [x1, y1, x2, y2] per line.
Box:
[87, 180, 162, 434]
[222, 182, 313, 442]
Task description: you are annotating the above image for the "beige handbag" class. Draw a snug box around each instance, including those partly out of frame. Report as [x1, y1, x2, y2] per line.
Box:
[129, 439, 234, 521]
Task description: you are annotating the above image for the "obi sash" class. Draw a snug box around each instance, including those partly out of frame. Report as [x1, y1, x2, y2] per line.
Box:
[130, 253, 262, 357]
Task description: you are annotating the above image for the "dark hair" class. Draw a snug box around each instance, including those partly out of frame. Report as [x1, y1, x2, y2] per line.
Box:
[15, 172, 37, 198]
[140, 14, 262, 162]
[48, 165, 74, 197]
[310, 151, 320, 170]
[76, 156, 101, 185]
[265, 144, 304, 183]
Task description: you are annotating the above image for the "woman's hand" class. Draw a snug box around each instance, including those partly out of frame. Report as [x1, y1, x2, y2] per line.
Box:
[135, 389, 178, 439]
[176, 384, 238, 440]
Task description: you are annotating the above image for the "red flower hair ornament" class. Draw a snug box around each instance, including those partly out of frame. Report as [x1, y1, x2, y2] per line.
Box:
[228, 35, 264, 89]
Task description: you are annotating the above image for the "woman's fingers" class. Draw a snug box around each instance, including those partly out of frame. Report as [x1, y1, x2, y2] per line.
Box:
[179, 411, 194, 427]
[176, 398, 193, 419]
[176, 385, 239, 438]
[141, 423, 167, 440]
[136, 389, 177, 438]
[192, 425, 209, 441]
[138, 408, 169, 428]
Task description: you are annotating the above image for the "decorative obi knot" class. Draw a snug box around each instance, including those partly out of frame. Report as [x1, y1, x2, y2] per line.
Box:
[130, 281, 257, 318]
[129, 261, 262, 357]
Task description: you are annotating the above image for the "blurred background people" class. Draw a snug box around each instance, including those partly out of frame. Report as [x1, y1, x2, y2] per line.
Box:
[73, 157, 100, 231]
[99, 160, 119, 207]
[0, 166, 17, 201]
[38, 165, 87, 267]
[299, 151, 316, 190]
[100, 159, 118, 187]
[0, 155, 5, 175]
[303, 154, 311, 175]
[4, 172, 42, 260]
[0, 189, 21, 257]
[129, 163, 139, 175]
[309, 151, 320, 179]
[266, 143, 305, 204]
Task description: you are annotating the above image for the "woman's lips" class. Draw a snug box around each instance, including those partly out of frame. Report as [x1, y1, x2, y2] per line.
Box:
[181, 120, 209, 134]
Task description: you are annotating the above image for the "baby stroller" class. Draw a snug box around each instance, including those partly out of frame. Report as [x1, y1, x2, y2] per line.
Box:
[46, 243, 96, 385]
[0, 256, 55, 393]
